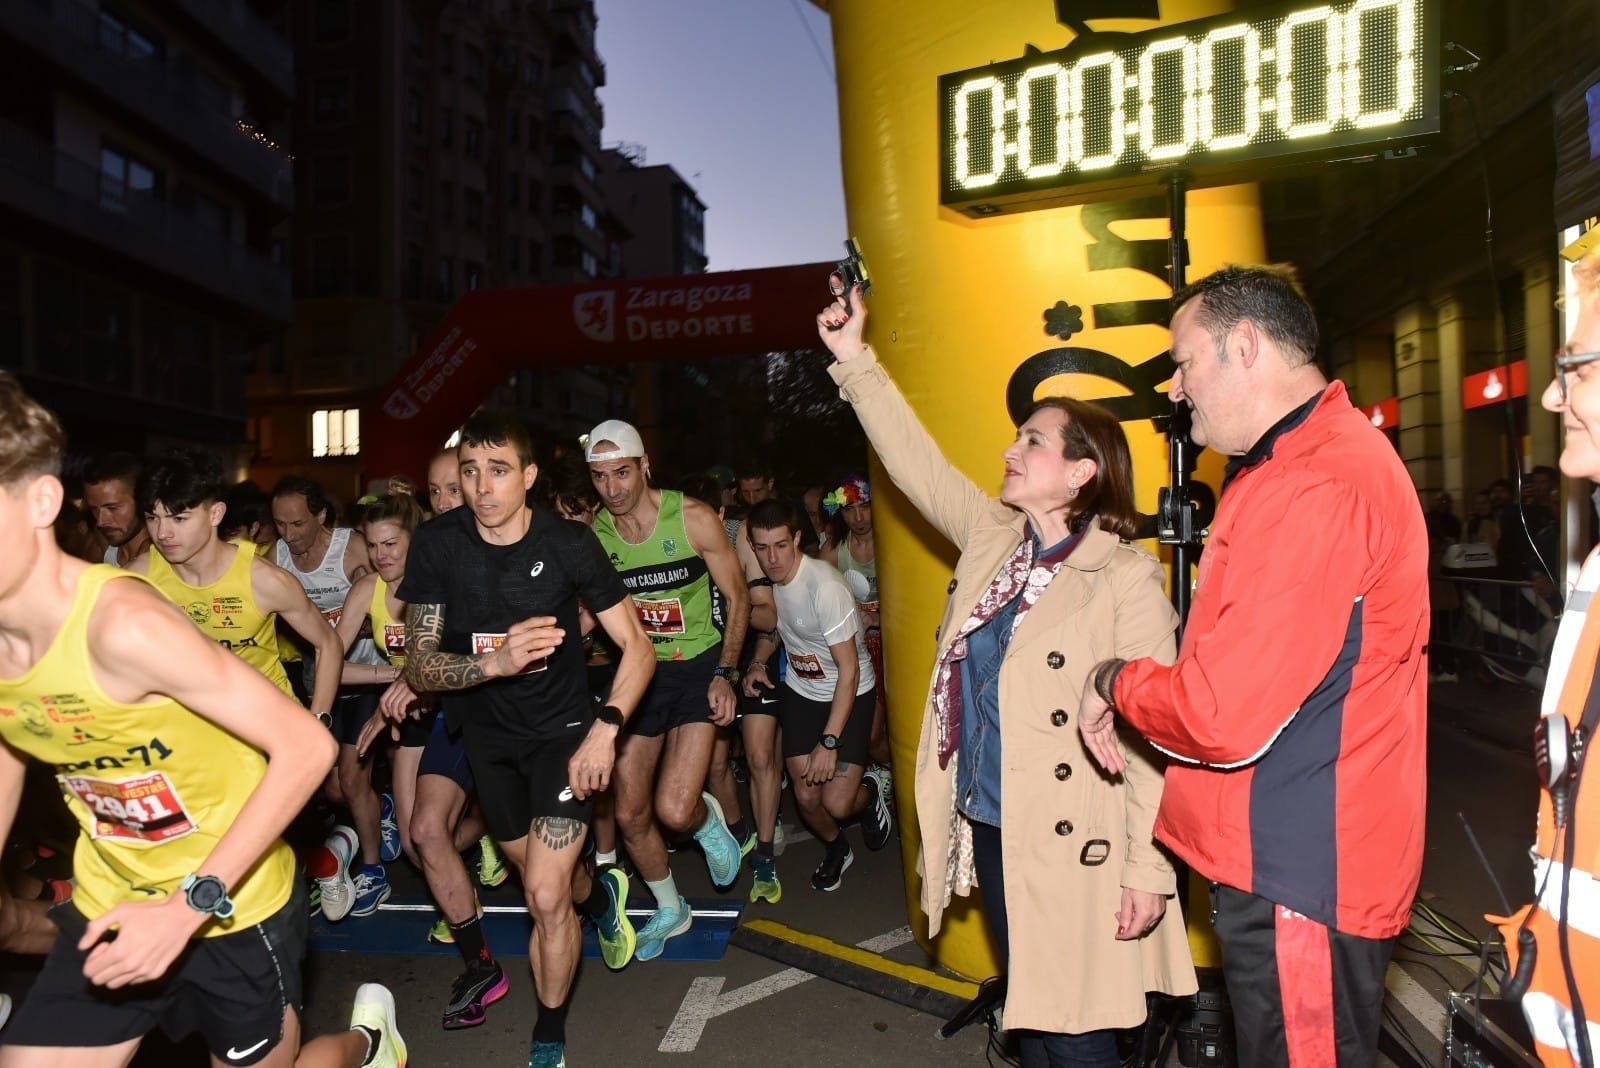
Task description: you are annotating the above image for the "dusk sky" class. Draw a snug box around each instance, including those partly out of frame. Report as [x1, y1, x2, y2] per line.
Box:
[595, 0, 849, 273]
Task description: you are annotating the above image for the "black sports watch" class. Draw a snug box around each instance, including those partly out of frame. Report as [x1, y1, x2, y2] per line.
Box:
[595, 704, 624, 728]
[820, 733, 841, 751]
[712, 665, 741, 685]
[180, 874, 235, 919]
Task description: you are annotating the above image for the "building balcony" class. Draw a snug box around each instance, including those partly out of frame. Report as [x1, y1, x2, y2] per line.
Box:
[169, 0, 294, 99]
[0, 0, 293, 209]
[0, 121, 291, 321]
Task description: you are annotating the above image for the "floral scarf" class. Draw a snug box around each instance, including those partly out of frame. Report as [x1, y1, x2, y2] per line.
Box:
[932, 523, 1084, 770]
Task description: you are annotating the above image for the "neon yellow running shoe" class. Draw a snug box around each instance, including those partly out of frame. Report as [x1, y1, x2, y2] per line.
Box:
[477, 836, 508, 888]
[749, 856, 782, 904]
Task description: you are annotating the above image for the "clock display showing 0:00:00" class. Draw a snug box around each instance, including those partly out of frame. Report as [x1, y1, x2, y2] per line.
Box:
[945, 0, 1424, 193]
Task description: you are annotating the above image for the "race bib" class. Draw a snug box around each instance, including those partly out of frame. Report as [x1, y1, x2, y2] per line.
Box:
[62, 772, 196, 844]
[382, 623, 407, 658]
[634, 596, 686, 636]
[321, 607, 342, 628]
[472, 632, 547, 673]
[789, 652, 827, 681]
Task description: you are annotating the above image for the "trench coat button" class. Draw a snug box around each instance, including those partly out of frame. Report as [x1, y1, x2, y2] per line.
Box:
[1054, 762, 1072, 781]
[1055, 819, 1074, 836]
[947, 578, 958, 594]
[1046, 651, 1065, 669]
[1050, 709, 1068, 727]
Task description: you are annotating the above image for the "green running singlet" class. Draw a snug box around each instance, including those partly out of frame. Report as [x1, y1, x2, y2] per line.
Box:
[593, 490, 720, 662]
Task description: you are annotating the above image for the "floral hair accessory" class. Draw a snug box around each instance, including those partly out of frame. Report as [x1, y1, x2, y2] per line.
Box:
[823, 475, 871, 516]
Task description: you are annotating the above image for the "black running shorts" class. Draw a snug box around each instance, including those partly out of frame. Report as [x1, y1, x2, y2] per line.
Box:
[7, 893, 306, 1064]
[417, 712, 474, 793]
[629, 646, 720, 737]
[465, 724, 595, 843]
[778, 685, 875, 766]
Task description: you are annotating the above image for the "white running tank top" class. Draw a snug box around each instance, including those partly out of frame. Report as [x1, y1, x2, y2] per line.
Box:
[275, 529, 384, 665]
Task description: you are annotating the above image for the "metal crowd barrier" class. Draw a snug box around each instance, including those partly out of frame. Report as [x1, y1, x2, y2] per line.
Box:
[1430, 574, 1557, 688]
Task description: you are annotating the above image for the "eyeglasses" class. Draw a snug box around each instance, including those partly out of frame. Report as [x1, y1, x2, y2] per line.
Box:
[1556, 347, 1600, 401]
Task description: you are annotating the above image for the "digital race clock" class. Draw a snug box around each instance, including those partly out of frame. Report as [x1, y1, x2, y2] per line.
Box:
[939, 0, 1439, 214]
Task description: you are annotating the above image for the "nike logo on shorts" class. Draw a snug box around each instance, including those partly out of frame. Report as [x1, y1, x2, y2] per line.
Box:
[226, 1038, 270, 1060]
[558, 786, 575, 802]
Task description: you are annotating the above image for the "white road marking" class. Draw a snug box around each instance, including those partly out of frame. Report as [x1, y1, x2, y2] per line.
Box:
[659, 925, 915, 1053]
[1385, 963, 1446, 1056]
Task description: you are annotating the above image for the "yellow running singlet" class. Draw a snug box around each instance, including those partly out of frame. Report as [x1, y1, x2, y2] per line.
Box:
[369, 577, 406, 666]
[0, 567, 295, 930]
[147, 542, 294, 697]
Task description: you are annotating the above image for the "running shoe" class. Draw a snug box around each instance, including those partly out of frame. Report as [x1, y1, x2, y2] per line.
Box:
[528, 1039, 566, 1068]
[425, 901, 484, 945]
[306, 877, 322, 917]
[774, 822, 787, 857]
[443, 958, 508, 1030]
[634, 899, 692, 962]
[351, 868, 392, 917]
[737, 829, 757, 858]
[694, 791, 742, 888]
[593, 867, 636, 970]
[811, 846, 854, 892]
[315, 825, 359, 922]
[861, 765, 894, 852]
[379, 793, 402, 863]
[477, 835, 508, 888]
[749, 857, 782, 905]
[350, 982, 407, 1068]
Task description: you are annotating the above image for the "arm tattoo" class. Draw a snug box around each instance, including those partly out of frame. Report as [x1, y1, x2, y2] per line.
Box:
[533, 816, 584, 852]
[403, 602, 490, 693]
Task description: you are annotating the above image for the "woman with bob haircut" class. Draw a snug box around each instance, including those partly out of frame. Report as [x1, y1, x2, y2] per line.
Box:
[815, 283, 1195, 1065]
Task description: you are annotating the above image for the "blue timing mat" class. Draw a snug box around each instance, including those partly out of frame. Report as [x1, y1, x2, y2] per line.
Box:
[308, 898, 742, 962]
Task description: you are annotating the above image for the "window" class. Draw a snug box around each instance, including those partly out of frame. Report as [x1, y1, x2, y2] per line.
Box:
[313, 0, 352, 43]
[464, 261, 483, 291]
[578, 153, 596, 182]
[438, 180, 455, 222]
[527, 179, 542, 211]
[580, 202, 597, 231]
[312, 75, 350, 125]
[98, 5, 165, 63]
[463, 44, 484, 87]
[311, 155, 350, 205]
[407, 166, 424, 215]
[464, 118, 483, 161]
[406, 244, 424, 299]
[312, 408, 360, 458]
[527, 116, 542, 148]
[98, 144, 164, 213]
[508, 111, 520, 144]
[508, 171, 520, 206]
[506, 234, 520, 270]
[581, 250, 598, 278]
[408, 90, 424, 135]
[439, 106, 454, 147]
[437, 257, 453, 301]
[527, 240, 542, 273]
[310, 236, 350, 296]
[463, 188, 483, 230]
[439, 34, 454, 74]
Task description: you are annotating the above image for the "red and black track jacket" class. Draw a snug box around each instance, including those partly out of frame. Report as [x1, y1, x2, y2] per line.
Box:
[1115, 381, 1429, 939]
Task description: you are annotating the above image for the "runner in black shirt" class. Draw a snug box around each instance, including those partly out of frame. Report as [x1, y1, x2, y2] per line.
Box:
[393, 412, 655, 1068]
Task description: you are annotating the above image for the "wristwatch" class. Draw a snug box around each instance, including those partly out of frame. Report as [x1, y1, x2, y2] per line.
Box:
[179, 874, 235, 919]
[712, 665, 741, 685]
[820, 733, 841, 751]
[595, 703, 624, 728]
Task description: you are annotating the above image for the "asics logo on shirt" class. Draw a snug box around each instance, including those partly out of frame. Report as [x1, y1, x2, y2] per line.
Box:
[558, 786, 575, 802]
[530, 561, 544, 578]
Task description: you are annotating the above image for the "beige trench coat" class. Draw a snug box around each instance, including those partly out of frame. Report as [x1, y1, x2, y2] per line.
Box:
[831, 350, 1197, 1034]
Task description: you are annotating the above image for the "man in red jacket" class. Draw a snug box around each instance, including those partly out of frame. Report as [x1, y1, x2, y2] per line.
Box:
[1079, 265, 1428, 1067]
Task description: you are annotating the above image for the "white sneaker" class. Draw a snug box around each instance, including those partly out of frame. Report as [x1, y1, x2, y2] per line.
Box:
[0, 992, 12, 1032]
[318, 825, 358, 923]
[349, 982, 406, 1068]
[774, 822, 787, 857]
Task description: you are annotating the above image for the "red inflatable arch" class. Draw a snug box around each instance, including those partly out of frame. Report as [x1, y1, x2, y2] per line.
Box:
[362, 261, 835, 483]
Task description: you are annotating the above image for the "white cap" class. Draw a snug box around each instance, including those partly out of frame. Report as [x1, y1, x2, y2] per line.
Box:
[584, 419, 646, 462]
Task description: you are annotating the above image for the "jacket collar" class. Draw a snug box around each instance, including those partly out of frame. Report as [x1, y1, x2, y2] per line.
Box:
[1223, 380, 1344, 488]
[1004, 515, 1120, 572]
